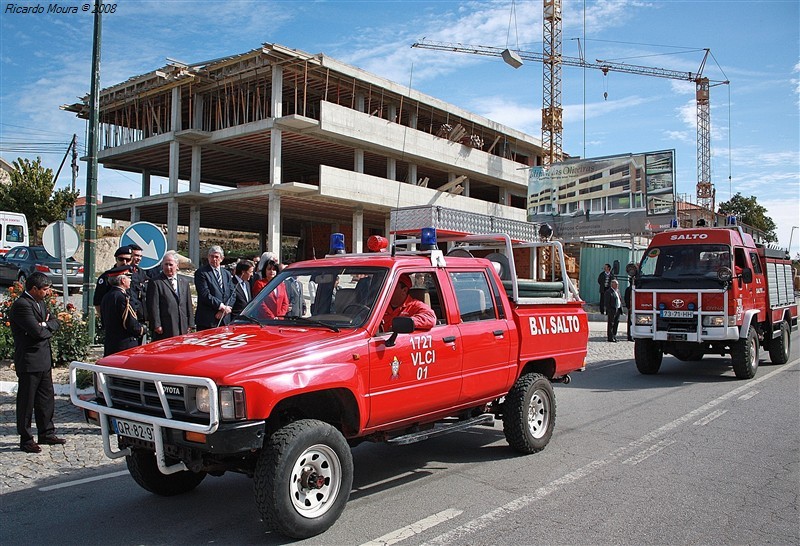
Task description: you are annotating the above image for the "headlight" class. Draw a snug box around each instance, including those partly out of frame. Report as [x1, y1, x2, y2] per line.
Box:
[702, 316, 726, 327]
[635, 314, 652, 325]
[220, 387, 246, 420]
[195, 387, 210, 413]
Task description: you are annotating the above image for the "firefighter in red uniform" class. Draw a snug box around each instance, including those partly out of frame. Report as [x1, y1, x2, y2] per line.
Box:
[381, 274, 436, 332]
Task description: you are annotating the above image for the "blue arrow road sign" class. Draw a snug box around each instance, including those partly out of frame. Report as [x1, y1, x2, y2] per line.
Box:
[121, 222, 168, 270]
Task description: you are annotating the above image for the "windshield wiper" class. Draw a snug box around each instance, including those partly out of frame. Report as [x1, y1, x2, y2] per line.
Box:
[233, 315, 262, 327]
[282, 316, 340, 332]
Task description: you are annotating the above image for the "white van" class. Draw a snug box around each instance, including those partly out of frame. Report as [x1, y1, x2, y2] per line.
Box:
[0, 211, 29, 254]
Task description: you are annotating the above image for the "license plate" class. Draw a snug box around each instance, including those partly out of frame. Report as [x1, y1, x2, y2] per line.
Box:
[661, 310, 693, 318]
[113, 418, 154, 442]
[668, 333, 688, 341]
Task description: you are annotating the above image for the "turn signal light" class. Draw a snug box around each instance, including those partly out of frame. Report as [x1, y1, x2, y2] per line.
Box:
[184, 431, 207, 444]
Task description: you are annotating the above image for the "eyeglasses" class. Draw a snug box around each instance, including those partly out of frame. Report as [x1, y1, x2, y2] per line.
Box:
[117, 257, 131, 263]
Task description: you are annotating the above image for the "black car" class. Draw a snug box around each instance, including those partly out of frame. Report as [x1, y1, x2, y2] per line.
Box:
[0, 245, 84, 293]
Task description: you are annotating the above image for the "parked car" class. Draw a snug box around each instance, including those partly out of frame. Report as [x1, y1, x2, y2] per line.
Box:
[0, 245, 84, 293]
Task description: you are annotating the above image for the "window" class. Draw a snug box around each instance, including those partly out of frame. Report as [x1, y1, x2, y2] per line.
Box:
[6, 224, 24, 243]
[449, 271, 496, 322]
[749, 252, 762, 274]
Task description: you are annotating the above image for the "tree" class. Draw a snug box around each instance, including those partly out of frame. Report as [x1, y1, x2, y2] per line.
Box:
[0, 157, 79, 243]
[717, 193, 777, 242]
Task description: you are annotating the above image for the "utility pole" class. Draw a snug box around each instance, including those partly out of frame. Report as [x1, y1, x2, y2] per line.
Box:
[71, 133, 78, 225]
[83, 0, 102, 340]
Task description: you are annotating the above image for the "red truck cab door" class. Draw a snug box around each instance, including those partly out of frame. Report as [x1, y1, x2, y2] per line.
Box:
[366, 271, 463, 428]
[448, 269, 514, 403]
[734, 247, 757, 318]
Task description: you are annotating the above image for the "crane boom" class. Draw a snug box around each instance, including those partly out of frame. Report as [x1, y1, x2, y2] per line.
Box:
[412, 37, 728, 219]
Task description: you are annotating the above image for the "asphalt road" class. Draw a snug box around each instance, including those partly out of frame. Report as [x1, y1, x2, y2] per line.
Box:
[1, 322, 798, 545]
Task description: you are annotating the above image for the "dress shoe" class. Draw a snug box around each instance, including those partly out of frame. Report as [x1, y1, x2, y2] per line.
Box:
[20, 440, 42, 453]
[38, 436, 66, 445]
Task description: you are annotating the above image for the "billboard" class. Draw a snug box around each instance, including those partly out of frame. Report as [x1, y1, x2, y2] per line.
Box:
[527, 150, 676, 220]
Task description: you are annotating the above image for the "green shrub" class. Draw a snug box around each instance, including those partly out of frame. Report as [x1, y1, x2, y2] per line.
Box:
[0, 281, 92, 367]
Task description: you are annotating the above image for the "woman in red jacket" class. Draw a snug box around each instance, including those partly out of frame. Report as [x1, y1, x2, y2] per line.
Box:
[253, 260, 289, 318]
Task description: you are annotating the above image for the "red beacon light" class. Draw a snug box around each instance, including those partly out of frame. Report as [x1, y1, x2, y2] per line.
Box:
[367, 235, 389, 252]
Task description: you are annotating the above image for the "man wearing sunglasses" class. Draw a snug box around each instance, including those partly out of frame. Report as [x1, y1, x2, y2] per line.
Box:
[94, 246, 133, 317]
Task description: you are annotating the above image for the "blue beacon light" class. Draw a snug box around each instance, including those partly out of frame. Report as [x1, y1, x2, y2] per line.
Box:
[330, 233, 346, 254]
[420, 227, 437, 251]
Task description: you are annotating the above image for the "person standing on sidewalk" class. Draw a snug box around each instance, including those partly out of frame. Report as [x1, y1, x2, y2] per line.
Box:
[597, 263, 615, 315]
[10, 272, 64, 453]
[605, 279, 623, 342]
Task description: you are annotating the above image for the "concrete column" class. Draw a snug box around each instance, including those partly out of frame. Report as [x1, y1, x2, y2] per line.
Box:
[193, 93, 204, 130]
[268, 192, 281, 258]
[189, 206, 200, 267]
[499, 187, 510, 205]
[408, 164, 417, 185]
[130, 206, 140, 223]
[356, 93, 365, 113]
[169, 140, 180, 193]
[142, 170, 151, 197]
[388, 104, 397, 124]
[190, 145, 201, 192]
[463, 178, 470, 197]
[167, 199, 179, 251]
[354, 149, 364, 173]
[259, 232, 267, 253]
[352, 208, 364, 253]
[386, 157, 396, 181]
[270, 64, 284, 186]
[171, 86, 182, 132]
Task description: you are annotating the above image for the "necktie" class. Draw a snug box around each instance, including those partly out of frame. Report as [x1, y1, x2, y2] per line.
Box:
[171, 277, 178, 294]
[213, 268, 223, 288]
[242, 280, 249, 301]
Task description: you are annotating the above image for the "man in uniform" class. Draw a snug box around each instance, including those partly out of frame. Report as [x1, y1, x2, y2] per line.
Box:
[94, 246, 133, 317]
[101, 266, 147, 356]
[127, 243, 148, 327]
[381, 274, 436, 332]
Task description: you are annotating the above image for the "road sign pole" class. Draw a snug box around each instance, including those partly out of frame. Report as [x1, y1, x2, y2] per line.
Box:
[58, 221, 69, 308]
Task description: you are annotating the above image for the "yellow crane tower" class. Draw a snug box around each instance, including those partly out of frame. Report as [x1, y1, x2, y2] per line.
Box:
[412, 0, 729, 218]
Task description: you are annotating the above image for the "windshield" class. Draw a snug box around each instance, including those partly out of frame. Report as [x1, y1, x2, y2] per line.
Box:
[238, 265, 388, 329]
[638, 244, 731, 286]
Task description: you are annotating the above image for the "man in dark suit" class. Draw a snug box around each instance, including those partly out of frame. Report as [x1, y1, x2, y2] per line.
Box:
[147, 250, 194, 340]
[597, 263, 615, 315]
[194, 245, 235, 330]
[230, 259, 255, 319]
[605, 279, 623, 342]
[101, 266, 147, 356]
[10, 272, 63, 453]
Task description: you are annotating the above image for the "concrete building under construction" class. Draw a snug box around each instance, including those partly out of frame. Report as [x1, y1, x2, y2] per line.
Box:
[64, 43, 548, 266]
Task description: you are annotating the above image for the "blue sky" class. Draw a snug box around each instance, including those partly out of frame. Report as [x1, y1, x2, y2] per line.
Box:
[1, 0, 798, 255]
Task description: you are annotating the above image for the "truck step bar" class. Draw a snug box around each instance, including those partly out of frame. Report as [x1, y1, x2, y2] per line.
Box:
[388, 414, 495, 445]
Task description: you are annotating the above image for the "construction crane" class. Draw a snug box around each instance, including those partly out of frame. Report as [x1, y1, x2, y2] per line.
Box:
[412, 2, 729, 216]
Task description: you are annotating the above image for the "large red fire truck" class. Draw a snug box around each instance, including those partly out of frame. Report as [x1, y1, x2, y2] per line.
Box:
[628, 223, 797, 378]
[70, 206, 589, 539]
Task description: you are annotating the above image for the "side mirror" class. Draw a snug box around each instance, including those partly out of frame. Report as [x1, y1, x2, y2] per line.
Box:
[384, 317, 414, 347]
[741, 268, 753, 284]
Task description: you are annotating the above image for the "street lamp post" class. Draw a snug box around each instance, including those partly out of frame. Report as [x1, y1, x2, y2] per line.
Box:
[789, 226, 798, 256]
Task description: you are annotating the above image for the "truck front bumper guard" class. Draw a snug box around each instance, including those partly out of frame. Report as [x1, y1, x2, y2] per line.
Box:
[70, 362, 220, 476]
[632, 288, 740, 342]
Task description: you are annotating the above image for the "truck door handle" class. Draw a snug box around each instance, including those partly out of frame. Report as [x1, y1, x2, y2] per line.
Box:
[442, 336, 456, 343]
[493, 330, 504, 336]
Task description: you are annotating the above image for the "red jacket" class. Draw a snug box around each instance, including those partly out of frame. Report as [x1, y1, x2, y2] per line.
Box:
[382, 296, 436, 331]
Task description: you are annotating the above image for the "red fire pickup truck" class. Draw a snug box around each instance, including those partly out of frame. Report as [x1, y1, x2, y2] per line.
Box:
[71, 222, 588, 538]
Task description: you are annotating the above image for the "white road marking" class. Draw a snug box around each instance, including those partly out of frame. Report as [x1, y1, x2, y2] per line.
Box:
[738, 390, 759, 401]
[423, 359, 798, 546]
[39, 470, 129, 491]
[693, 409, 728, 426]
[353, 470, 420, 494]
[622, 439, 677, 465]
[593, 360, 629, 370]
[361, 509, 463, 546]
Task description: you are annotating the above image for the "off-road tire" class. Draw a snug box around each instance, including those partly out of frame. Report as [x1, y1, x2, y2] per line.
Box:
[502, 373, 555, 454]
[126, 449, 206, 496]
[254, 419, 353, 539]
[731, 326, 759, 379]
[635, 339, 663, 374]
[767, 321, 791, 365]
